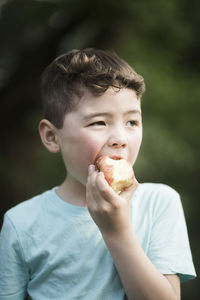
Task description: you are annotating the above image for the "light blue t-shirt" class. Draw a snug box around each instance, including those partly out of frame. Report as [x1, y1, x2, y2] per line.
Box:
[0, 183, 196, 299]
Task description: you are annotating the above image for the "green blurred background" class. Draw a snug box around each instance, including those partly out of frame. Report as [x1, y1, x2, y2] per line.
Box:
[0, 0, 199, 298]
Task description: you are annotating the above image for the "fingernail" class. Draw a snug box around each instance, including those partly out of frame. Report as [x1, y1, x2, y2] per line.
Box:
[88, 164, 95, 174]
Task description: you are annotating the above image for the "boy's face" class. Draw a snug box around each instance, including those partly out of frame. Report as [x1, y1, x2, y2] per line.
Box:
[56, 87, 142, 187]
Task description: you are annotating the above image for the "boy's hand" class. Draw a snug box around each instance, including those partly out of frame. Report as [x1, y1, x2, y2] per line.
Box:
[86, 164, 139, 236]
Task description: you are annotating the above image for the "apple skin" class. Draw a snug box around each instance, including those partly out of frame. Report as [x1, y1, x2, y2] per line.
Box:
[95, 155, 134, 193]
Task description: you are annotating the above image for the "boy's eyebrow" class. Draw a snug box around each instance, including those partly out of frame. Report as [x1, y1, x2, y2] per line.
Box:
[126, 109, 142, 115]
[82, 110, 141, 121]
[82, 112, 111, 121]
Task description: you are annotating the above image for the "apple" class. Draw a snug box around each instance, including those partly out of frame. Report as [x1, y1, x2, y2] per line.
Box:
[95, 155, 134, 193]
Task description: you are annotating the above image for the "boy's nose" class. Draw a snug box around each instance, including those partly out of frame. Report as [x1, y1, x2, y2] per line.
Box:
[108, 131, 127, 149]
[109, 141, 126, 148]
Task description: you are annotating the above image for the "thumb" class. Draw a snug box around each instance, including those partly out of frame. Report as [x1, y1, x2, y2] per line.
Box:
[120, 178, 139, 201]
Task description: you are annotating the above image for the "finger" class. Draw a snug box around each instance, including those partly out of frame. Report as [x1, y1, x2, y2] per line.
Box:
[87, 164, 98, 186]
[87, 168, 109, 201]
[96, 172, 109, 194]
[88, 164, 95, 176]
[86, 171, 110, 212]
[120, 178, 139, 200]
[86, 165, 98, 201]
[95, 172, 119, 203]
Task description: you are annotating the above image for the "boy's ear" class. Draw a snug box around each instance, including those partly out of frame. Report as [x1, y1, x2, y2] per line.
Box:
[38, 119, 60, 153]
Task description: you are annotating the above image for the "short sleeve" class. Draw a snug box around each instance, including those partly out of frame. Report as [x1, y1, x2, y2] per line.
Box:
[0, 214, 29, 300]
[147, 187, 196, 283]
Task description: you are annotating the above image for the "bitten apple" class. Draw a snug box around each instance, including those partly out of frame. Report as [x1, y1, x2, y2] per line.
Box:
[95, 155, 134, 193]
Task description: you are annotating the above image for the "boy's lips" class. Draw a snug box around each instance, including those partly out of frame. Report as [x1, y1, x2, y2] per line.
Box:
[93, 154, 124, 165]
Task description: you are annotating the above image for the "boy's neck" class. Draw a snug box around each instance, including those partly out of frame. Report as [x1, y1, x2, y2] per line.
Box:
[56, 176, 87, 207]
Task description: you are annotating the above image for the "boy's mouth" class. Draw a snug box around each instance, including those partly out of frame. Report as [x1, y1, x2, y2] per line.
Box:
[93, 155, 123, 165]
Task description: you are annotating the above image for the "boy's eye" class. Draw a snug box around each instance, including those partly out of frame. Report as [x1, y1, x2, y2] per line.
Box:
[127, 120, 137, 127]
[88, 121, 106, 126]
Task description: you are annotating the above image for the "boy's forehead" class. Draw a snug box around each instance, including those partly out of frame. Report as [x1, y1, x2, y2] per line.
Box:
[76, 87, 141, 114]
[80, 87, 139, 103]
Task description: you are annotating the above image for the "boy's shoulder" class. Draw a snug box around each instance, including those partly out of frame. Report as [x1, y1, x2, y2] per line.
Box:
[135, 182, 181, 211]
[138, 182, 180, 197]
[4, 188, 54, 229]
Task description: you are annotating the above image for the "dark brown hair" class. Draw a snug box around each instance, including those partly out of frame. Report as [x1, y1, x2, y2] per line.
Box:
[41, 48, 145, 128]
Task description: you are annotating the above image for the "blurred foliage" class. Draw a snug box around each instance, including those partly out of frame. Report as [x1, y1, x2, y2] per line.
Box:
[0, 0, 199, 298]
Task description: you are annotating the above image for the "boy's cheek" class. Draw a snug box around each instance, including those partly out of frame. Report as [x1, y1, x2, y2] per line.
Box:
[84, 140, 103, 165]
[129, 139, 142, 165]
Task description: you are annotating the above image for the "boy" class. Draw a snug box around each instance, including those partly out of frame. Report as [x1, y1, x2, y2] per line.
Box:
[0, 48, 196, 299]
